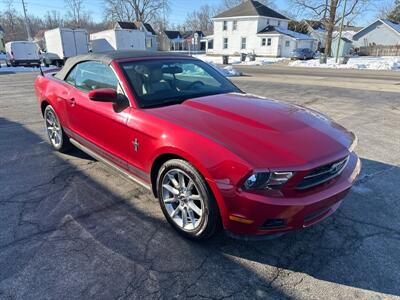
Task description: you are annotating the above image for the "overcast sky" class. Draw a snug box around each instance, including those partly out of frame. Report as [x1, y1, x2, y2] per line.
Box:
[0, 0, 383, 26]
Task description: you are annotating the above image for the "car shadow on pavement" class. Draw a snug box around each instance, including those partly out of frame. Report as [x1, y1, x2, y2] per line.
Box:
[0, 117, 399, 299]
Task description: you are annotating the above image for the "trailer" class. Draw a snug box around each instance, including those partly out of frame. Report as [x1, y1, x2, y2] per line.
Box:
[44, 28, 89, 66]
[90, 28, 146, 53]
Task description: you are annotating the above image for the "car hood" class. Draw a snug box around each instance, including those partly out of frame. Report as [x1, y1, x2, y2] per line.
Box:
[146, 93, 354, 169]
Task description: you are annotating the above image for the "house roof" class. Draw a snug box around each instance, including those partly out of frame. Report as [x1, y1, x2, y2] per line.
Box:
[164, 30, 182, 39]
[116, 21, 137, 30]
[382, 19, 400, 34]
[258, 25, 314, 40]
[334, 25, 363, 32]
[182, 31, 204, 38]
[305, 20, 326, 31]
[143, 23, 156, 35]
[306, 20, 362, 33]
[214, 0, 289, 20]
[163, 30, 204, 40]
[353, 19, 400, 40]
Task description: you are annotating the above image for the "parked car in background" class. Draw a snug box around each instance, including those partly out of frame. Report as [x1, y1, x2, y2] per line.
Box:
[44, 28, 89, 66]
[5, 41, 41, 67]
[290, 48, 315, 60]
[35, 50, 360, 240]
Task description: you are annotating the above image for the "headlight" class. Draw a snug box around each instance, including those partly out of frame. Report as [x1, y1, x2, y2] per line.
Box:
[243, 171, 294, 190]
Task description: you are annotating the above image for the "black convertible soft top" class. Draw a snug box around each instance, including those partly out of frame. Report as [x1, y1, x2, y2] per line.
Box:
[55, 50, 188, 80]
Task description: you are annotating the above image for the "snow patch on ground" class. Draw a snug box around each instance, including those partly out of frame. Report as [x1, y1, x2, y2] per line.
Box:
[221, 65, 242, 76]
[0, 65, 49, 73]
[193, 54, 288, 66]
[289, 56, 400, 71]
[205, 61, 242, 77]
[193, 54, 289, 77]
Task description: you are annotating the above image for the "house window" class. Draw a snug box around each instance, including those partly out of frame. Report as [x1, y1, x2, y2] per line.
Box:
[146, 38, 152, 48]
[267, 38, 272, 46]
[223, 38, 228, 49]
[278, 21, 281, 27]
[285, 41, 290, 47]
[223, 21, 228, 31]
[241, 37, 246, 49]
[233, 20, 237, 30]
[267, 19, 270, 25]
[261, 38, 266, 46]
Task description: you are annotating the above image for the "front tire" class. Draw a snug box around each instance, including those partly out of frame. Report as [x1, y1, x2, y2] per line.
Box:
[44, 105, 72, 153]
[157, 159, 221, 240]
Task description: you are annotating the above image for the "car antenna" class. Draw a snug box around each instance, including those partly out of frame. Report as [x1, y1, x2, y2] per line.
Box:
[39, 65, 44, 76]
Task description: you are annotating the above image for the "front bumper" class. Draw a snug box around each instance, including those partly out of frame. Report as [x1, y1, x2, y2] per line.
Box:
[220, 153, 361, 236]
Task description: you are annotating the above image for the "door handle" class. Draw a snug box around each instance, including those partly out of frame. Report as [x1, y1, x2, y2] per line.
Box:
[67, 97, 76, 106]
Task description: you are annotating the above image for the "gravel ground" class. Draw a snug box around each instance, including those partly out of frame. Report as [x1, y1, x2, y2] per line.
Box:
[0, 71, 399, 299]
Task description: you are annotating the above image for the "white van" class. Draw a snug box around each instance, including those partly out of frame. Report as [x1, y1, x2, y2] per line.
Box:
[44, 28, 89, 66]
[5, 41, 41, 67]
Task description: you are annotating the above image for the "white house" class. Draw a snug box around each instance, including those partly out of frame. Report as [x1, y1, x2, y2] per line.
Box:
[208, 0, 316, 57]
[306, 20, 362, 52]
[353, 19, 400, 47]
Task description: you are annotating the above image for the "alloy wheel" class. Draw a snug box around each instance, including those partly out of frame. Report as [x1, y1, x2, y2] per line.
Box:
[161, 169, 204, 231]
[45, 108, 62, 148]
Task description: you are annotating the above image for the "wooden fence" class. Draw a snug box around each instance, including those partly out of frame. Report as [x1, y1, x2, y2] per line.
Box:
[359, 45, 400, 56]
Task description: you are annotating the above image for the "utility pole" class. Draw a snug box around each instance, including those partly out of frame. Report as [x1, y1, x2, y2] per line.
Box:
[21, 0, 33, 41]
[335, 0, 347, 63]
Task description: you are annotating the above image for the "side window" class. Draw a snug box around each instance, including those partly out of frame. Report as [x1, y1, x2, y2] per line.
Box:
[65, 66, 77, 85]
[68, 61, 119, 92]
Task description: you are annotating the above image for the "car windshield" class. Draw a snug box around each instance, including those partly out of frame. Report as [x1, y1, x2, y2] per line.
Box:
[120, 58, 241, 108]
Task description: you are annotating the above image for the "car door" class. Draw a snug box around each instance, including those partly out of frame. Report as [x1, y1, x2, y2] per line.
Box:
[64, 61, 133, 170]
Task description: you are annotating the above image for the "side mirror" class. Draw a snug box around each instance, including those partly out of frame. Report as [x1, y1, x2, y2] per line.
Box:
[88, 88, 118, 103]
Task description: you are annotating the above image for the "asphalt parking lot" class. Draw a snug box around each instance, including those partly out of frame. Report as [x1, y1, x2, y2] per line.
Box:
[0, 68, 399, 299]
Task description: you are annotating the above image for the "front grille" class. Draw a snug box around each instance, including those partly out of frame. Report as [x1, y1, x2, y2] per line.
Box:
[296, 156, 349, 190]
[260, 219, 286, 230]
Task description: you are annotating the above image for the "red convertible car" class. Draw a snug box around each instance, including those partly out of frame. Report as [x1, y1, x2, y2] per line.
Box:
[35, 51, 361, 240]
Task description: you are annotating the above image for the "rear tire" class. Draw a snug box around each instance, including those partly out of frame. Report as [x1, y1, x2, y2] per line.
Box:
[157, 159, 221, 240]
[44, 105, 72, 153]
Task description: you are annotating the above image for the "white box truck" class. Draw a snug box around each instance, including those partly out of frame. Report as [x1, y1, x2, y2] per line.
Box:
[90, 28, 146, 53]
[44, 28, 89, 66]
[5, 41, 41, 67]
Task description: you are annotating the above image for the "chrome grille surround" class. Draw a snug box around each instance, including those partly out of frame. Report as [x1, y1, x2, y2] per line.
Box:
[296, 156, 349, 190]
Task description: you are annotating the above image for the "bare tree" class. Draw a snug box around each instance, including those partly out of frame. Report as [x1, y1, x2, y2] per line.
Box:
[104, 0, 169, 23]
[43, 11, 64, 29]
[183, 5, 217, 34]
[288, 20, 309, 34]
[386, 0, 400, 22]
[0, 0, 25, 41]
[291, 0, 370, 56]
[64, 0, 91, 27]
